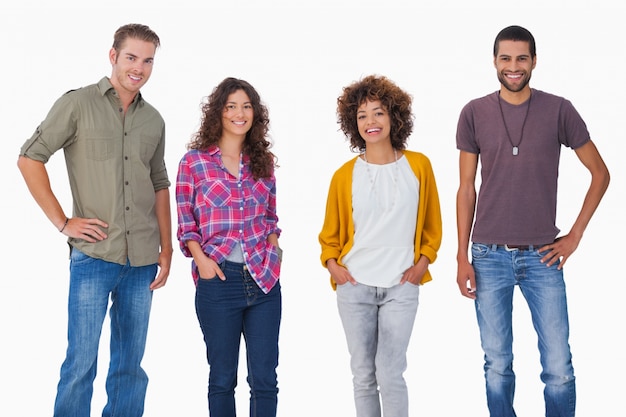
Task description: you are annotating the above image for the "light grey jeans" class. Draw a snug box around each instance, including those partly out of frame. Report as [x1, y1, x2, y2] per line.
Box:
[336, 282, 420, 417]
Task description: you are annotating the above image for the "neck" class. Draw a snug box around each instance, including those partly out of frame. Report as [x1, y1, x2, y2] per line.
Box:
[109, 78, 137, 113]
[363, 143, 397, 164]
[499, 86, 532, 105]
[218, 135, 244, 157]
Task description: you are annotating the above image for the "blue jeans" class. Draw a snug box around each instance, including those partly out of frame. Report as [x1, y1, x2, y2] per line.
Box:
[54, 248, 157, 417]
[472, 243, 576, 417]
[336, 282, 420, 417]
[195, 261, 282, 417]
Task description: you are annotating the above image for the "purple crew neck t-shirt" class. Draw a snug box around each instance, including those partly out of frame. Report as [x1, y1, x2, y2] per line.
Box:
[456, 88, 590, 245]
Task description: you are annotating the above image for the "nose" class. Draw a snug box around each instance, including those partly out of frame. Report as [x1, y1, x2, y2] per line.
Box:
[130, 63, 143, 74]
[366, 114, 377, 124]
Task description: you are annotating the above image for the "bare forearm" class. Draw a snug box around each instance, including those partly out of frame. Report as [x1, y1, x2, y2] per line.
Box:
[569, 170, 610, 240]
[155, 188, 173, 253]
[17, 156, 67, 230]
[456, 186, 476, 262]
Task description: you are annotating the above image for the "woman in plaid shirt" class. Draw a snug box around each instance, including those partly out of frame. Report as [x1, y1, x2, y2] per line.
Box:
[176, 77, 282, 417]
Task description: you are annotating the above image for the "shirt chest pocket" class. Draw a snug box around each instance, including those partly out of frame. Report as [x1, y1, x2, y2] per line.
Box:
[246, 180, 270, 206]
[84, 136, 115, 161]
[200, 180, 232, 207]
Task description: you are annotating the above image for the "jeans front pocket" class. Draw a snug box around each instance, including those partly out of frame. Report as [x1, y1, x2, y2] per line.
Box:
[471, 243, 492, 260]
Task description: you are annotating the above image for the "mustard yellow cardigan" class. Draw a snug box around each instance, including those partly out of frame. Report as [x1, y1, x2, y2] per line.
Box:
[319, 150, 442, 290]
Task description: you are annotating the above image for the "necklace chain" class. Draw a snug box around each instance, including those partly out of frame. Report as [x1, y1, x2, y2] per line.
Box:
[497, 92, 532, 156]
[363, 149, 399, 210]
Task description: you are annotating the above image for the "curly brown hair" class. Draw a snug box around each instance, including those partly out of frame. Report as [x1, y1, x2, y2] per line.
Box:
[188, 77, 276, 179]
[337, 74, 413, 152]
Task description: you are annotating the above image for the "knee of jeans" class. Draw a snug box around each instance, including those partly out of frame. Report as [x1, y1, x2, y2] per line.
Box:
[484, 356, 514, 376]
[541, 371, 576, 385]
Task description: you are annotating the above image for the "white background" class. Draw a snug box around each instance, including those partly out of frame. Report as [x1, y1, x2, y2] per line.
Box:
[1, 1, 624, 416]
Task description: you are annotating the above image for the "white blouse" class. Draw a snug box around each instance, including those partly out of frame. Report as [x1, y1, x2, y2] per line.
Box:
[342, 155, 419, 288]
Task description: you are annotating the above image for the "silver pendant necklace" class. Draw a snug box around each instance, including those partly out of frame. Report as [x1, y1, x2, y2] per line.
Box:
[497, 92, 532, 156]
[363, 149, 399, 210]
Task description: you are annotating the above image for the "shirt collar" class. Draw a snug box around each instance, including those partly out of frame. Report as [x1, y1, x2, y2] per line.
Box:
[96, 76, 143, 105]
[206, 145, 251, 165]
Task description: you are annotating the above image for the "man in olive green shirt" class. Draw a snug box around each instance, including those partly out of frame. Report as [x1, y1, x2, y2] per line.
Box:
[17, 24, 171, 417]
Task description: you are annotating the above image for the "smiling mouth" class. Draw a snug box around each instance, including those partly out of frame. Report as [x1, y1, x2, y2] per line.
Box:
[366, 128, 381, 133]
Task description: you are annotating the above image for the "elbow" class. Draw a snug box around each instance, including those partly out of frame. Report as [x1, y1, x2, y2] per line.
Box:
[17, 155, 29, 175]
[599, 166, 611, 194]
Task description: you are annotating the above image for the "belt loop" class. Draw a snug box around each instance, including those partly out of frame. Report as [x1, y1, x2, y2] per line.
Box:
[491, 244, 498, 251]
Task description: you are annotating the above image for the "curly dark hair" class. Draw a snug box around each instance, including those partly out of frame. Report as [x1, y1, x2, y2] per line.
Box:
[188, 77, 276, 179]
[337, 74, 413, 152]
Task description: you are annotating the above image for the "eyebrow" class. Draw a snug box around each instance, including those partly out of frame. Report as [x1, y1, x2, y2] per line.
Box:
[358, 106, 383, 113]
[227, 101, 252, 105]
[124, 52, 154, 61]
[498, 53, 530, 59]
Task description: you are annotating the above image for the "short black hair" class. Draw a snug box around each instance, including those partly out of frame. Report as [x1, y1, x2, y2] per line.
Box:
[494, 25, 536, 58]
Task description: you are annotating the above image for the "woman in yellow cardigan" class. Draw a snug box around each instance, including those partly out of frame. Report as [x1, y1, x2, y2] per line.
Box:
[319, 74, 442, 417]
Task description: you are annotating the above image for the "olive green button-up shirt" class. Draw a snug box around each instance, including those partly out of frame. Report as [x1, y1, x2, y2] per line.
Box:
[20, 77, 170, 266]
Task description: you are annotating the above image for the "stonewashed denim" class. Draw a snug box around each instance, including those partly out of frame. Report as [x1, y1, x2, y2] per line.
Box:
[54, 247, 157, 417]
[472, 243, 576, 417]
[195, 260, 282, 417]
[336, 282, 420, 417]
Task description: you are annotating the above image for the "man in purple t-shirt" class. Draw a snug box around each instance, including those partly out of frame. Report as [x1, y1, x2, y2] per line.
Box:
[455, 25, 610, 417]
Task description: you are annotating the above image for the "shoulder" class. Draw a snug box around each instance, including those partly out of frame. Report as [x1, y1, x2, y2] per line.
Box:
[402, 150, 431, 166]
[402, 150, 436, 179]
[462, 91, 498, 109]
[333, 156, 359, 175]
[53, 81, 99, 106]
[178, 149, 202, 166]
[329, 156, 359, 186]
[457, 92, 499, 121]
[531, 89, 567, 105]
[531, 89, 581, 115]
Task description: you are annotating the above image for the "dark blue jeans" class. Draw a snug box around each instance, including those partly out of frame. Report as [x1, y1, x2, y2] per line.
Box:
[195, 261, 282, 417]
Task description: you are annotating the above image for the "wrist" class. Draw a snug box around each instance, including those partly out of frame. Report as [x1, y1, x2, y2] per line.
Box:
[59, 217, 69, 233]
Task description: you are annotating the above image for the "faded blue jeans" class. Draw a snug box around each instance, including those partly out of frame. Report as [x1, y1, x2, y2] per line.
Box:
[195, 261, 282, 417]
[472, 243, 576, 417]
[336, 282, 420, 417]
[54, 247, 157, 417]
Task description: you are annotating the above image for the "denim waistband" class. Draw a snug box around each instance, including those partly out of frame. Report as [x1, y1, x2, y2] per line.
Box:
[219, 260, 248, 273]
